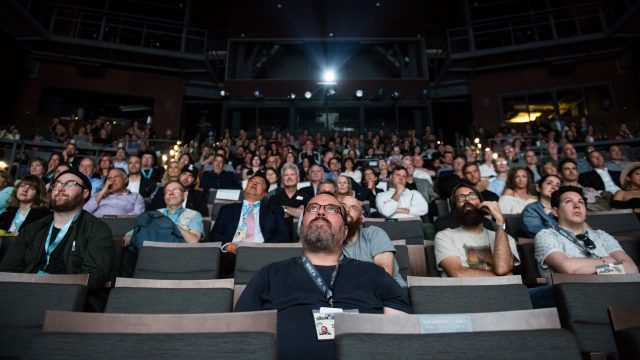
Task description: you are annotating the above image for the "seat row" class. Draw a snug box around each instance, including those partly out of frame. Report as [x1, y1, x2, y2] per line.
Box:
[1, 272, 639, 359]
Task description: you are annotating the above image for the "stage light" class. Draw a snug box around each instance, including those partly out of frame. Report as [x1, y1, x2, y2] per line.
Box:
[390, 90, 400, 99]
[322, 70, 336, 83]
[375, 88, 385, 100]
[326, 88, 336, 98]
[355, 89, 364, 98]
[420, 88, 429, 100]
[220, 90, 229, 98]
[304, 91, 312, 99]
[287, 92, 296, 100]
[253, 90, 263, 99]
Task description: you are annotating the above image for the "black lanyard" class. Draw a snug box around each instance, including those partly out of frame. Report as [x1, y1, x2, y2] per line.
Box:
[301, 255, 344, 307]
[553, 225, 593, 257]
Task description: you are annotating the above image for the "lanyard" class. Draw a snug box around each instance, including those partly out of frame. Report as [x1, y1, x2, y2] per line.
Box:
[11, 208, 30, 231]
[553, 225, 593, 257]
[163, 207, 185, 223]
[239, 201, 260, 229]
[141, 168, 153, 179]
[301, 254, 344, 307]
[44, 212, 80, 266]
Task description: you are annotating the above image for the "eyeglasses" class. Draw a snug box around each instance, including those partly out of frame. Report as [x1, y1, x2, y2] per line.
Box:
[52, 181, 84, 190]
[305, 203, 344, 217]
[575, 234, 596, 251]
[496, 160, 508, 165]
[164, 188, 184, 195]
[342, 204, 361, 213]
[454, 193, 480, 203]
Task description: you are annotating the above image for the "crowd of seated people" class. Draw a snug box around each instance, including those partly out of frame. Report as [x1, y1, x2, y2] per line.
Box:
[0, 118, 639, 358]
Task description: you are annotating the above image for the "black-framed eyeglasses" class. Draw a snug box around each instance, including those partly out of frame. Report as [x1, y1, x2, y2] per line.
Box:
[305, 203, 344, 217]
[575, 234, 596, 250]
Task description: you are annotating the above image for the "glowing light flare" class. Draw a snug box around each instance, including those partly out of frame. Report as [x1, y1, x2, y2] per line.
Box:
[507, 112, 542, 123]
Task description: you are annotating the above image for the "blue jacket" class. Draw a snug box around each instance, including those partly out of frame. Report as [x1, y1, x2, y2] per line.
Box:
[210, 201, 291, 245]
[521, 201, 557, 238]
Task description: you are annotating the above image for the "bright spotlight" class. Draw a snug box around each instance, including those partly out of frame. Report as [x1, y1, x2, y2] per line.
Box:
[390, 90, 400, 99]
[253, 90, 263, 99]
[304, 91, 312, 99]
[326, 88, 336, 97]
[323, 70, 336, 83]
[287, 92, 296, 100]
[220, 90, 229, 98]
[355, 89, 364, 98]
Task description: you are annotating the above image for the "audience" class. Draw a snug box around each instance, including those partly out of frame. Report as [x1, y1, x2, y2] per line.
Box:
[534, 186, 638, 277]
[376, 166, 428, 219]
[498, 167, 537, 214]
[435, 183, 519, 277]
[148, 164, 208, 217]
[78, 157, 104, 196]
[84, 168, 145, 216]
[0, 171, 15, 213]
[0, 175, 50, 233]
[201, 154, 242, 193]
[0, 168, 114, 298]
[521, 174, 562, 237]
[126, 154, 157, 198]
[235, 192, 412, 360]
[341, 195, 406, 287]
[611, 162, 640, 220]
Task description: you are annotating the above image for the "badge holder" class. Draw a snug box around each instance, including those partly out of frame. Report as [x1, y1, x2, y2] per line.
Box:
[596, 262, 626, 275]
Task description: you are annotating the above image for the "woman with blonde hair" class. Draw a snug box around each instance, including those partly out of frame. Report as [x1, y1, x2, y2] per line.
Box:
[161, 160, 181, 185]
[0, 175, 50, 233]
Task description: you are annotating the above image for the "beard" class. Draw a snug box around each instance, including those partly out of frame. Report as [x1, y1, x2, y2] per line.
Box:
[454, 202, 485, 227]
[300, 217, 344, 253]
[346, 215, 363, 239]
[52, 191, 84, 212]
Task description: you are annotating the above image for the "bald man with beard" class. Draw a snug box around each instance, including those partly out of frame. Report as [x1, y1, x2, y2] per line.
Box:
[235, 192, 412, 360]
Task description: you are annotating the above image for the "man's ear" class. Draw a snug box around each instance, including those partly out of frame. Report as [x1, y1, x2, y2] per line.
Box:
[83, 188, 90, 200]
[551, 207, 559, 218]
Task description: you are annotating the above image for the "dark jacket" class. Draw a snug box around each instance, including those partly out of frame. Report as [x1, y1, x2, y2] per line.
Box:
[210, 201, 291, 245]
[201, 171, 242, 194]
[578, 169, 621, 191]
[147, 187, 209, 217]
[0, 207, 51, 232]
[137, 176, 158, 198]
[0, 210, 114, 291]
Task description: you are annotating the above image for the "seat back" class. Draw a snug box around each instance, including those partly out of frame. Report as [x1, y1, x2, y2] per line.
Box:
[233, 243, 304, 285]
[363, 217, 424, 245]
[516, 237, 540, 285]
[133, 241, 221, 280]
[552, 275, 640, 355]
[105, 278, 234, 314]
[99, 215, 138, 240]
[423, 240, 440, 277]
[0, 273, 89, 359]
[408, 275, 532, 314]
[335, 309, 581, 360]
[586, 209, 640, 236]
[608, 306, 640, 360]
[392, 240, 427, 280]
[24, 310, 277, 360]
[504, 214, 524, 238]
[617, 235, 640, 265]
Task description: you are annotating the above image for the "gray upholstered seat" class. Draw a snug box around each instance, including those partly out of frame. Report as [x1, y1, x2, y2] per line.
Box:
[0, 273, 88, 359]
[233, 243, 303, 285]
[105, 278, 234, 314]
[133, 241, 221, 280]
[363, 218, 424, 245]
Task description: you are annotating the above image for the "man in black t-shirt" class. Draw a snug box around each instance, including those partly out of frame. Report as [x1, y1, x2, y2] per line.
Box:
[235, 192, 412, 360]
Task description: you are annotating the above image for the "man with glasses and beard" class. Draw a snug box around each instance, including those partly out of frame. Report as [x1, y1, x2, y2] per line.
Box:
[534, 186, 638, 278]
[235, 192, 412, 360]
[0, 168, 113, 309]
[341, 195, 405, 287]
[435, 183, 520, 277]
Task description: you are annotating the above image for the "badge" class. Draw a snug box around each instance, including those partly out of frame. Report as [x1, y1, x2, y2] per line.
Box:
[232, 228, 247, 243]
[596, 262, 626, 275]
[296, 196, 304, 200]
[313, 308, 341, 340]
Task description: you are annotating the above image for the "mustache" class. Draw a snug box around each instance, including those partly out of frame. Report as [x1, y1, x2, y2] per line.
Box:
[309, 217, 331, 226]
